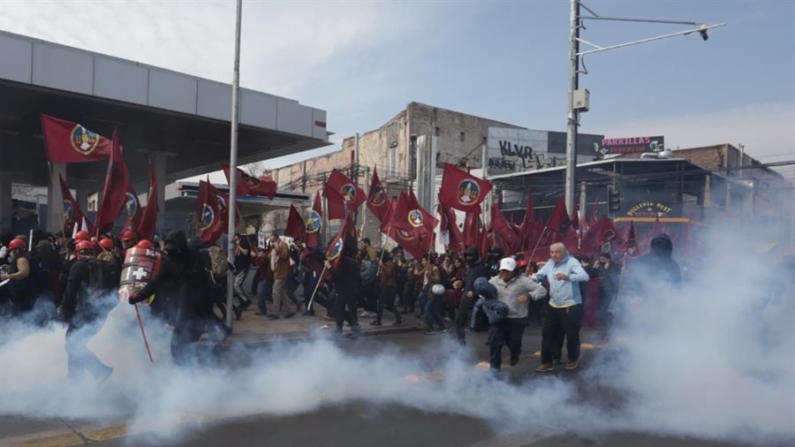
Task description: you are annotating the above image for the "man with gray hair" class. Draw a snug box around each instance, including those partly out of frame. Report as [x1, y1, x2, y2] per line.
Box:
[533, 242, 590, 372]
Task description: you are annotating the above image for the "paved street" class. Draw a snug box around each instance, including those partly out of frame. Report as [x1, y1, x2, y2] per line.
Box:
[1, 329, 787, 447]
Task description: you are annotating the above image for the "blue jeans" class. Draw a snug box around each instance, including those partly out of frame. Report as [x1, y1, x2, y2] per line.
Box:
[257, 278, 274, 313]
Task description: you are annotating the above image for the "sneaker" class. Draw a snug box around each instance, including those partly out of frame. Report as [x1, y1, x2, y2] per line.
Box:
[535, 363, 555, 373]
[423, 329, 436, 335]
[370, 320, 382, 326]
[233, 307, 243, 321]
[565, 360, 579, 371]
[510, 356, 520, 367]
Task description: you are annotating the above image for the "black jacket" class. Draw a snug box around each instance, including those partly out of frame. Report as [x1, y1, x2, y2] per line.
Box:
[627, 233, 682, 297]
[131, 231, 214, 328]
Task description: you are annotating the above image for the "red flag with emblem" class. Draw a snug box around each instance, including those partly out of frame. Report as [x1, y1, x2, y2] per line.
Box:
[324, 169, 365, 220]
[582, 216, 620, 256]
[221, 163, 277, 199]
[58, 174, 93, 235]
[196, 180, 224, 245]
[137, 161, 159, 241]
[285, 205, 306, 241]
[366, 168, 389, 223]
[620, 221, 639, 256]
[438, 163, 492, 213]
[547, 197, 572, 237]
[122, 185, 142, 234]
[326, 216, 354, 269]
[207, 181, 239, 230]
[305, 192, 323, 248]
[95, 129, 130, 235]
[41, 114, 114, 163]
[387, 191, 437, 237]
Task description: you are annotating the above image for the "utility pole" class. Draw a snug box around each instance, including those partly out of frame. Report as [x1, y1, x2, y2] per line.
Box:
[225, 0, 242, 330]
[564, 0, 725, 216]
[302, 160, 307, 193]
[565, 0, 581, 216]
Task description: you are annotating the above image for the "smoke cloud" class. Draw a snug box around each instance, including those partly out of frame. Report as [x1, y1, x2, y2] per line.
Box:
[0, 224, 792, 445]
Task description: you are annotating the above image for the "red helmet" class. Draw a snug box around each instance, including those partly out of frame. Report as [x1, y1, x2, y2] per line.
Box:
[137, 240, 153, 249]
[76, 240, 96, 253]
[75, 231, 90, 241]
[8, 238, 26, 251]
[99, 238, 114, 250]
[121, 230, 137, 242]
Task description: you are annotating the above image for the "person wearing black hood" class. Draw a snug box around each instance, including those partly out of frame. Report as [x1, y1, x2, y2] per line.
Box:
[486, 246, 505, 278]
[128, 230, 217, 367]
[626, 233, 682, 300]
[454, 246, 490, 346]
[325, 235, 363, 336]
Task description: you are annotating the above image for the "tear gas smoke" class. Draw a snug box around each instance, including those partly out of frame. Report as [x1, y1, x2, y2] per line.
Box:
[0, 224, 792, 445]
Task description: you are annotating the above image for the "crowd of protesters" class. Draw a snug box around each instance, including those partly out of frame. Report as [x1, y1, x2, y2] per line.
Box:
[5, 224, 791, 377]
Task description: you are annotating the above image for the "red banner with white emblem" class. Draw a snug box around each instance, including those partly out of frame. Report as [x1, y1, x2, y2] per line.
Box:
[438, 163, 492, 213]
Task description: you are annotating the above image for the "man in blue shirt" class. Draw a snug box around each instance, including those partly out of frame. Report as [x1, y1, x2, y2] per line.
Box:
[534, 243, 590, 372]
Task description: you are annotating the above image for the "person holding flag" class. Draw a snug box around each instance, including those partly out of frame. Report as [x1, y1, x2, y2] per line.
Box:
[324, 221, 362, 336]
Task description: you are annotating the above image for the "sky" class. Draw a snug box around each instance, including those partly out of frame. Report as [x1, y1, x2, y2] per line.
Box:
[1, 0, 793, 180]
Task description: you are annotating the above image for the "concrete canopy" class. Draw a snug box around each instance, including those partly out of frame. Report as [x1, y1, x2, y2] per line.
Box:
[0, 30, 331, 190]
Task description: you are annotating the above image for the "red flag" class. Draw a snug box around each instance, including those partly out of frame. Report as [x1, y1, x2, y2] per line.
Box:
[366, 168, 390, 223]
[326, 218, 354, 269]
[490, 205, 521, 254]
[221, 163, 277, 199]
[208, 182, 239, 230]
[285, 205, 306, 240]
[439, 202, 464, 253]
[463, 212, 484, 248]
[323, 169, 365, 220]
[305, 192, 323, 248]
[58, 174, 93, 235]
[388, 192, 437, 236]
[137, 161, 159, 241]
[122, 185, 142, 233]
[95, 129, 129, 235]
[387, 226, 435, 259]
[581, 216, 620, 256]
[547, 197, 572, 236]
[40, 115, 114, 163]
[518, 192, 536, 251]
[570, 202, 580, 232]
[588, 198, 599, 227]
[438, 163, 492, 213]
[196, 180, 224, 245]
[620, 221, 638, 256]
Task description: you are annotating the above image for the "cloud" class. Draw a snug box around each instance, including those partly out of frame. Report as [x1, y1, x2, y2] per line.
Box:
[587, 102, 795, 165]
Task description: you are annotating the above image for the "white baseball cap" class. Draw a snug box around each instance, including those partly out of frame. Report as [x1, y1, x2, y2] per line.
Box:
[499, 257, 516, 272]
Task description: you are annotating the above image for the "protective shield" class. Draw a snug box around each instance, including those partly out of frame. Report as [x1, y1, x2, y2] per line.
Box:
[119, 246, 162, 302]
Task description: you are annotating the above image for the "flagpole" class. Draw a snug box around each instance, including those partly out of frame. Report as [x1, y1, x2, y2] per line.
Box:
[225, 0, 243, 330]
[306, 264, 327, 311]
[134, 304, 154, 363]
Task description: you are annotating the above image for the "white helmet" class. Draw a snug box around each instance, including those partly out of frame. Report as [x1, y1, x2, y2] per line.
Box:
[431, 284, 446, 296]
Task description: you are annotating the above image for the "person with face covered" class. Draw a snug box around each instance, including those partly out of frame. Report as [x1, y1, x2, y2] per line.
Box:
[325, 235, 363, 336]
[627, 233, 682, 295]
[128, 230, 216, 367]
[58, 240, 115, 381]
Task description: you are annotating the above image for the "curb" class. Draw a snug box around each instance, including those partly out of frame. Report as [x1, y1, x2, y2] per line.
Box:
[222, 321, 425, 349]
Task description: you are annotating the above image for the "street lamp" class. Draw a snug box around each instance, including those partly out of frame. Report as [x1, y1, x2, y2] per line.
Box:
[564, 0, 726, 214]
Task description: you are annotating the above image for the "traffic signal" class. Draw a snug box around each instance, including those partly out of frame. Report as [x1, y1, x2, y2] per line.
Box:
[608, 187, 621, 213]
